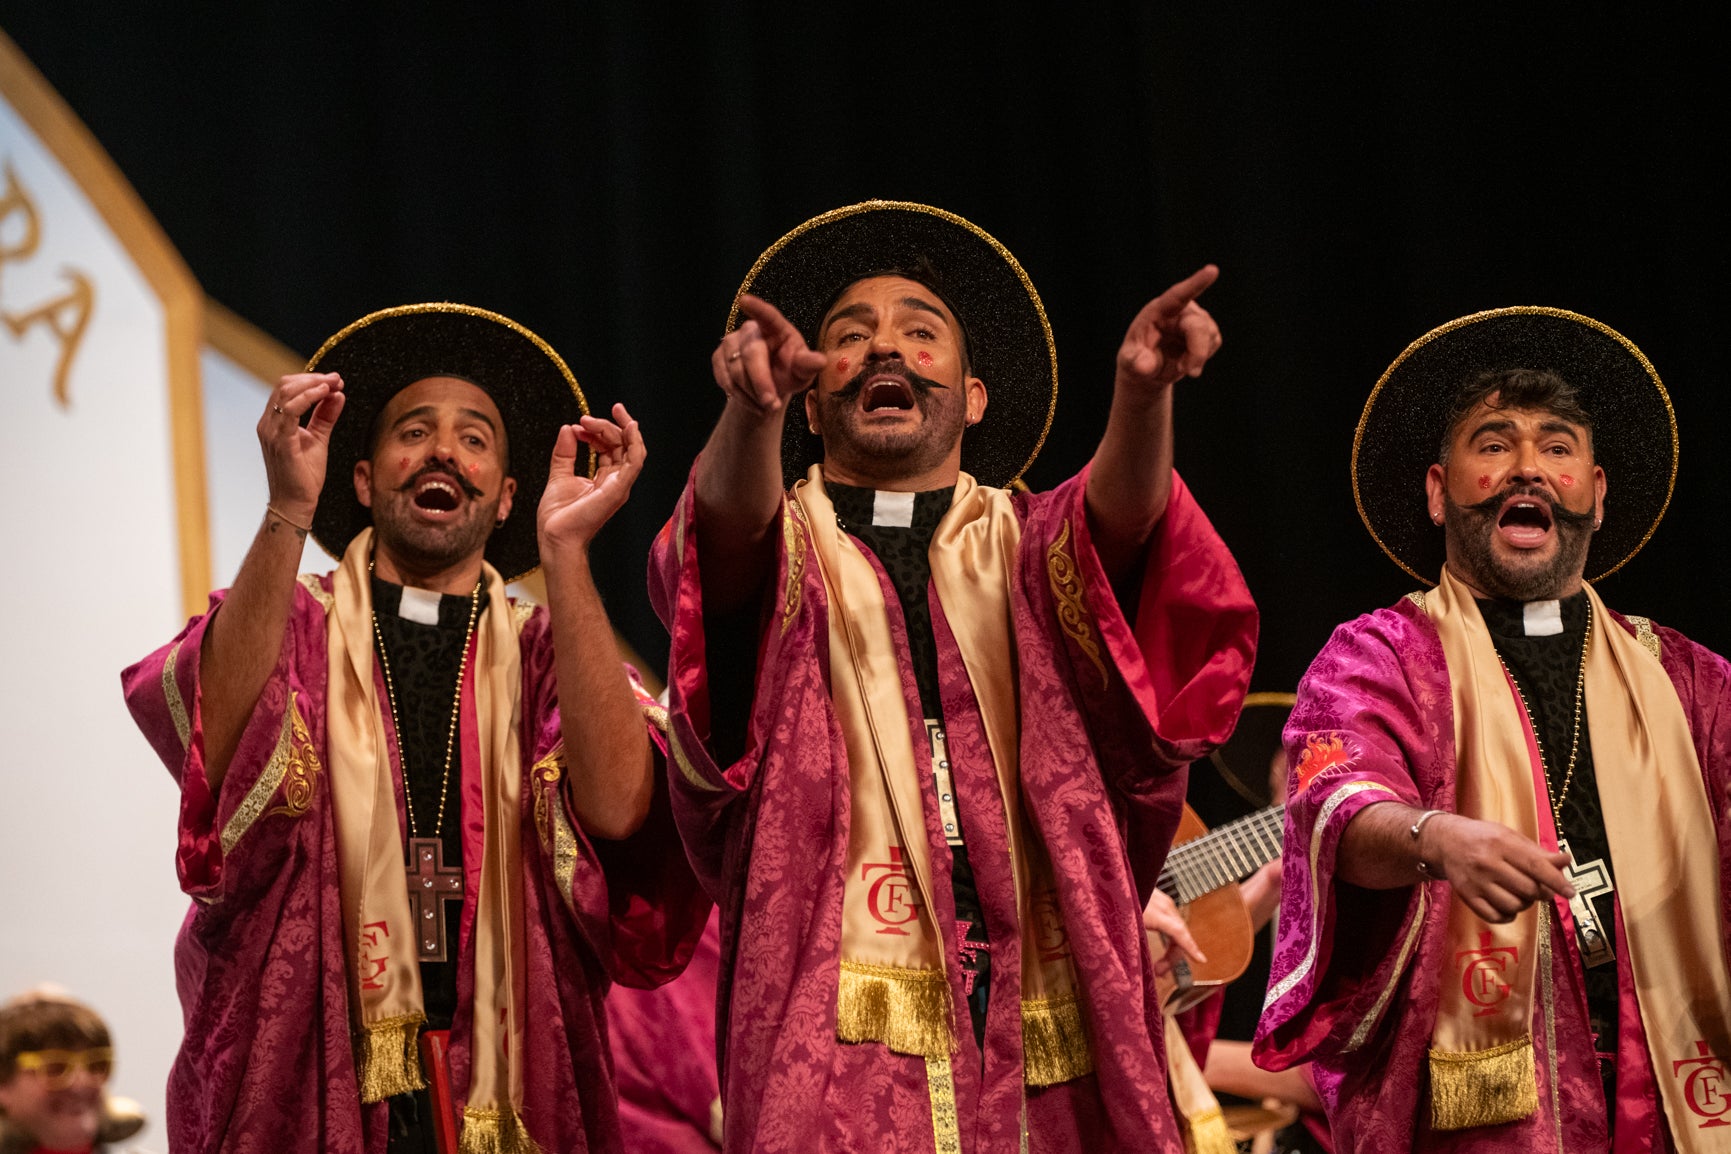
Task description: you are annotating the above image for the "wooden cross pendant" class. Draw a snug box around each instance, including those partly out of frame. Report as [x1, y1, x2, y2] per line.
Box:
[407, 837, 464, 963]
[1558, 837, 1615, 969]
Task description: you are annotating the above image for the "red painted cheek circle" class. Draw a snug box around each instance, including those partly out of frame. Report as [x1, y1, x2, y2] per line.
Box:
[467, 463, 481, 475]
[1478, 475, 1492, 489]
[916, 351, 934, 368]
[837, 357, 849, 373]
[1560, 475, 1575, 487]
[400, 458, 412, 470]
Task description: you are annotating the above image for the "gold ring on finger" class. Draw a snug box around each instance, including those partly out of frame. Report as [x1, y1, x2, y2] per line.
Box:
[273, 404, 284, 414]
[727, 350, 743, 362]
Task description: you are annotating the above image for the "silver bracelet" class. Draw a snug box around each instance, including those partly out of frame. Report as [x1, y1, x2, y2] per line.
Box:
[1410, 808, 1445, 878]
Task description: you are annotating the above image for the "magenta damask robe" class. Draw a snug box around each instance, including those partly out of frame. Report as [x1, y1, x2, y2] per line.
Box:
[1254, 595, 1731, 1153]
[650, 467, 1257, 1153]
[120, 577, 710, 1154]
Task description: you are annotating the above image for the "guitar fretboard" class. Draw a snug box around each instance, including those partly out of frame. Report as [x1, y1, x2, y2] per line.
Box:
[1157, 805, 1286, 906]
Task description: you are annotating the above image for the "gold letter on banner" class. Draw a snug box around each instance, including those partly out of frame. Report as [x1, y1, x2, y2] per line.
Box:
[0, 160, 96, 407]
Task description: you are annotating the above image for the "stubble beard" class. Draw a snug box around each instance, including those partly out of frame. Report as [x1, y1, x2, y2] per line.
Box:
[370, 462, 501, 573]
[816, 362, 966, 482]
[1442, 486, 1596, 601]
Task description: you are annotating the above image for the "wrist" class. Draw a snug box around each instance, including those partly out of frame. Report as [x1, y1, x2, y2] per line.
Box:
[265, 500, 315, 533]
[1411, 809, 1450, 878]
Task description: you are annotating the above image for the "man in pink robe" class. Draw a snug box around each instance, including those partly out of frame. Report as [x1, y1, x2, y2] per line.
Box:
[1255, 319, 1731, 1152]
[651, 203, 1257, 1151]
[121, 307, 707, 1153]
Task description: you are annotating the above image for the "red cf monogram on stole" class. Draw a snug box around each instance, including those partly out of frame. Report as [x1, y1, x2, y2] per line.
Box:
[1455, 930, 1518, 1017]
[1672, 1040, 1731, 1128]
[360, 920, 391, 991]
[862, 847, 920, 935]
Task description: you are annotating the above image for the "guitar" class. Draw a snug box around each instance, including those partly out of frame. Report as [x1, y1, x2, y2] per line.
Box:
[1151, 802, 1286, 1013]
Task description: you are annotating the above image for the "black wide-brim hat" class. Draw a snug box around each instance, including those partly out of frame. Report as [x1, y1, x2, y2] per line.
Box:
[728, 200, 1058, 490]
[305, 303, 591, 583]
[1353, 307, 1676, 585]
[1206, 691, 1296, 808]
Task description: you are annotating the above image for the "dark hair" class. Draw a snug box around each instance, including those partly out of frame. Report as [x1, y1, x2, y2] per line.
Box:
[1438, 368, 1595, 464]
[819, 257, 975, 375]
[0, 994, 110, 1081]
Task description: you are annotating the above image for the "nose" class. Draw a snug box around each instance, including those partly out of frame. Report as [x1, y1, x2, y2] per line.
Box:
[868, 328, 901, 361]
[1509, 441, 1545, 484]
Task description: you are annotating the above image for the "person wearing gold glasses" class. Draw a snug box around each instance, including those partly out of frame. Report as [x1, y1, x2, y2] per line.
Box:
[0, 990, 144, 1154]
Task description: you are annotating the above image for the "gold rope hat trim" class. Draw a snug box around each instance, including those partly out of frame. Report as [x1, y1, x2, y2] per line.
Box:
[1427, 1035, 1539, 1131]
[355, 1010, 426, 1103]
[1352, 305, 1677, 584]
[1020, 993, 1094, 1087]
[836, 960, 954, 1058]
[727, 199, 1059, 488]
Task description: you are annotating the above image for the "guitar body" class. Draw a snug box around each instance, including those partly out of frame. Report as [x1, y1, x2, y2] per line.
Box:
[1152, 805, 1257, 1013]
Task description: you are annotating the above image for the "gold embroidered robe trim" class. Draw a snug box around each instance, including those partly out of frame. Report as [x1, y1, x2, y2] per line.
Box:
[162, 640, 190, 752]
[531, 744, 581, 919]
[1046, 519, 1107, 689]
[222, 691, 317, 855]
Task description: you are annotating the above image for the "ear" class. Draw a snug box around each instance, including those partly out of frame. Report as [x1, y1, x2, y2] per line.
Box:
[1592, 464, 1607, 525]
[354, 459, 374, 509]
[496, 476, 517, 525]
[804, 388, 823, 436]
[965, 376, 987, 426]
[1424, 463, 1446, 526]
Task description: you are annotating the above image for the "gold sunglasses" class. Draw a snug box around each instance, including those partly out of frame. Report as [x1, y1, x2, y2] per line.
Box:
[11, 1047, 114, 1088]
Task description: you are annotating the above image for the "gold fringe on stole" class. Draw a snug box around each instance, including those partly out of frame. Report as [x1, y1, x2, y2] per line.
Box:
[836, 961, 954, 1057]
[924, 1056, 963, 1154]
[1020, 994, 1093, 1087]
[355, 1012, 426, 1103]
[1179, 1106, 1237, 1154]
[459, 1107, 545, 1154]
[1427, 1036, 1538, 1131]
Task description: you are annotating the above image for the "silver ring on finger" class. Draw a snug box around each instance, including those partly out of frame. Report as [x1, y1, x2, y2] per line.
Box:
[272, 403, 284, 414]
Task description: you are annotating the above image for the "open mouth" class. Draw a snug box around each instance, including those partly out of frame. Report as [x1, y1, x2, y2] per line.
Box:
[1497, 497, 1554, 545]
[413, 478, 464, 513]
[862, 378, 916, 412]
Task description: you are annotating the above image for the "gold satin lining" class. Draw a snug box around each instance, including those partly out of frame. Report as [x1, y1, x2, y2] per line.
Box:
[222, 692, 315, 855]
[162, 640, 190, 751]
[1163, 1009, 1229, 1152]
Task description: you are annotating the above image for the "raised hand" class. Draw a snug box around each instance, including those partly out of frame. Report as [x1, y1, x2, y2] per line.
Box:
[712, 294, 828, 414]
[259, 372, 346, 522]
[1417, 812, 1575, 924]
[1115, 265, 1223, 392]
[538, 403, 646, 554]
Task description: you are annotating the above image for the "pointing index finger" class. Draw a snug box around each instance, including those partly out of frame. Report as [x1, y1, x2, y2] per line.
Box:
[1149, 264, 1221, 318]
[736, 293, 807, 348]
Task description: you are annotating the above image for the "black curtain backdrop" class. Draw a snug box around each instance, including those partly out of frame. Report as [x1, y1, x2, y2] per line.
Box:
[7, 8, 1723, 696]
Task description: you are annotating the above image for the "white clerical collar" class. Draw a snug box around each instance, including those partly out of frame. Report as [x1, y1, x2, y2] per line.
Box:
[397, 585, 443, 626]
[1522, 599, 1564, 637]
[871, 489, 916, 528]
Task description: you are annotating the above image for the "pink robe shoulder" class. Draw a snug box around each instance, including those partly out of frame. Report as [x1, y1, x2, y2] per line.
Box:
[120, 579, 708, 1154]
[650, 466, 1256, 1153]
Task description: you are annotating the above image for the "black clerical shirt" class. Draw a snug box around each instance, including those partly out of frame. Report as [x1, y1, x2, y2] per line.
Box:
[1479, 592, 1620, 1116]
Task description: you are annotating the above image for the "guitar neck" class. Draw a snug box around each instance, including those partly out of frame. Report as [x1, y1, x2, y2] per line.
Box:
[1157, 804, 1286, 906]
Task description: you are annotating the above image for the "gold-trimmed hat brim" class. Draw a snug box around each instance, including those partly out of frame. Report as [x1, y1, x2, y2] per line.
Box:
[1352, 306, 1676, 585]
[729, 200, 1057, 490]
[305, 303, 591, 584]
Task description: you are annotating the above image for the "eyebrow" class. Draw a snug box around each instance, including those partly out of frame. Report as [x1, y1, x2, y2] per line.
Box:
[821, 296, 950, 336]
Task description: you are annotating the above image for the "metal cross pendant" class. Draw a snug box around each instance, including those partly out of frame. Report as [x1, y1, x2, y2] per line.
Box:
[1558, 837, 1616, 968]
[407, 837, 464, 963]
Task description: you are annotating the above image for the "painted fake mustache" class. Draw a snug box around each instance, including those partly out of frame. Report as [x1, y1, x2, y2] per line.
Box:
[831, 360, 948, 406]
[396, 458, 484, 499]
[1456, 483, 1595, 528]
